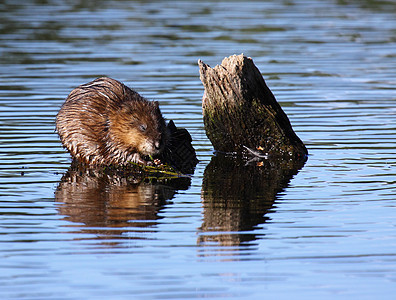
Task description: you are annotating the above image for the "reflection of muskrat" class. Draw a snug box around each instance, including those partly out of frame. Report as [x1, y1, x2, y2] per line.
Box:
[56, 77, 168, 165]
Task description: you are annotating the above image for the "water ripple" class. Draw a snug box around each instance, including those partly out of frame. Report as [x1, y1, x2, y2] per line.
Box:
[1, 0, 396, 299]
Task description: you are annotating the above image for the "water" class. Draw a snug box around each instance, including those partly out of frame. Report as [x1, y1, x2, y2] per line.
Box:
[1, 0, 395, 299]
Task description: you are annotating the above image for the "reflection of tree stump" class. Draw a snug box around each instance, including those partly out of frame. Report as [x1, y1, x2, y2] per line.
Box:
[198, 154, 305, 249]
[198, 54, 308, 158]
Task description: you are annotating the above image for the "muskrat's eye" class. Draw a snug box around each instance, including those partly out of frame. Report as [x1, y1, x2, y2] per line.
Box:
[139, 124, 147, 132]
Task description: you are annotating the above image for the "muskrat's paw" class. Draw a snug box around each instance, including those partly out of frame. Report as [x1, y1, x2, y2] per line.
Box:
[153, 158, 162, 166]
[129, 153, 148, 165]
[143, 157, 162, 166]
[145, 160, 154, 166]
[128, 153, 165, 167]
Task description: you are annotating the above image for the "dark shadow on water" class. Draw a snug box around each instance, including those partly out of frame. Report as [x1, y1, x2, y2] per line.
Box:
[198, 153, 306, 255]
[54, 165, 191, 245]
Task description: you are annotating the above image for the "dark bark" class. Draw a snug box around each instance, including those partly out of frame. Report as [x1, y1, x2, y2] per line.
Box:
[198, 54, 307, 159]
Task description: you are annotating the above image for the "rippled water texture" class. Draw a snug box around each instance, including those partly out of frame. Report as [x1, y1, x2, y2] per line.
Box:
[1, 0, 395, 299]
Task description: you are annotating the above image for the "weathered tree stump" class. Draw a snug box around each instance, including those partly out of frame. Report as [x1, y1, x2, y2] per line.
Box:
[198, 54, 308, 159]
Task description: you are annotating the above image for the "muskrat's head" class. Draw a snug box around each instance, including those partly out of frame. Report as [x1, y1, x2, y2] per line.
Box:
[109, 100, 168, 156]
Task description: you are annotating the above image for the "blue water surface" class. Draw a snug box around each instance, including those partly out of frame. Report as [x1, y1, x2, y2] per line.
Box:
[0, 0, 395, 299]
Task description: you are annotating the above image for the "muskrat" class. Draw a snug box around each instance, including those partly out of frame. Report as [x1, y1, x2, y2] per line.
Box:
[56, 77, 168, 166]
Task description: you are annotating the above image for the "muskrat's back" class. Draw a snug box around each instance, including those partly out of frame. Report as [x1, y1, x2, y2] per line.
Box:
[56, 77, 168, 165]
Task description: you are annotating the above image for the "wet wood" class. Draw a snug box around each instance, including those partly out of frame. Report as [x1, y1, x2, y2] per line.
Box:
[198, 54, 308, 159]
[159, 120, 198, 174]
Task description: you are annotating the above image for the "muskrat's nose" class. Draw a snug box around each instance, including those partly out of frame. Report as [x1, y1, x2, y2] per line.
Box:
[154, 140, 161, 150]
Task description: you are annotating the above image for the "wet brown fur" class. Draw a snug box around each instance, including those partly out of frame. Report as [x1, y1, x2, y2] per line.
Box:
[56, 77, 168, 165]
